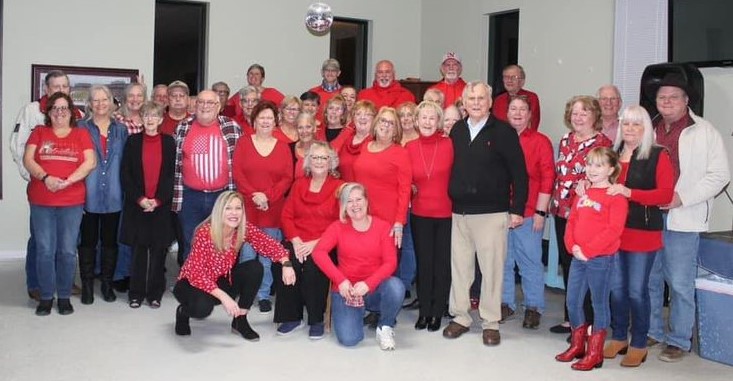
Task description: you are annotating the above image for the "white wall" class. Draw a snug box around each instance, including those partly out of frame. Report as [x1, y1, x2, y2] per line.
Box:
[0, 0, 422, 255]
[420, 0, 615, 144]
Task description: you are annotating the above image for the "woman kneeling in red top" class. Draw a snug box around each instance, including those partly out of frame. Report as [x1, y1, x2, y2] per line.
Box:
[173, 191, 295, 341]
[312, 183, 405, 350]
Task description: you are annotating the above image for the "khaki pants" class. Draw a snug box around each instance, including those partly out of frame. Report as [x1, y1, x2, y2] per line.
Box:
[449, 212, 508, 330]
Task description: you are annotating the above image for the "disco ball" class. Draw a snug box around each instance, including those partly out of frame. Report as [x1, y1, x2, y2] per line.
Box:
[305, 3, 333, 33]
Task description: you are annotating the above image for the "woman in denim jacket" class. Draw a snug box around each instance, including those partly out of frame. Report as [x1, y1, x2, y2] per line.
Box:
[77, 85, 129, 304]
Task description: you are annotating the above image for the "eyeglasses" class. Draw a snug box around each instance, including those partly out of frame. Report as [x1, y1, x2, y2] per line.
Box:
[379, 118, 396, 126]
[284, 107, 300, 113]
[309, 155, 330, 162]
[503, 75, 524, 81]
[196, 100, 219, 108]
[242, 98, 259, 105]
[50, 106, 70, 114]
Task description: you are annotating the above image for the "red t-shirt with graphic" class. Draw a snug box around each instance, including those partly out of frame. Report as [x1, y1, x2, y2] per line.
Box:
[181, 120, 229, 191]
[26, 126, 93, 206]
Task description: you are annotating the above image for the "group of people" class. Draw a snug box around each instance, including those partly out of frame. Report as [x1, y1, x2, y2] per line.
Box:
[9, 54, 729, 366]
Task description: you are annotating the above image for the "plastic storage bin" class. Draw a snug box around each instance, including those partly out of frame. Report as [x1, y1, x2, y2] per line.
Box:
[696, 274, 733, 366]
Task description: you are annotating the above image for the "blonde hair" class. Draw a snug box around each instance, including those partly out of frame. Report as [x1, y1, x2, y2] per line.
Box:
[323, 95, 348, 126]
[416, 100, 445, 132]
[338, 182, 368, 223]
[196, 191, 247, 253]
[586, 147, 621, 184]
[370, 107, 402, 143]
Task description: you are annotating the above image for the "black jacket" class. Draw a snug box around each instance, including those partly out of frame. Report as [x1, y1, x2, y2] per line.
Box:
[119, 133, 176, 247]
[622, 145, 665, 231]
[448, 116, 528, 215]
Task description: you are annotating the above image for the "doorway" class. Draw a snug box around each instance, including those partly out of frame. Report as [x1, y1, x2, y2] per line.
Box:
[330, 17, 369, 90]
[488, 10, 519, 96]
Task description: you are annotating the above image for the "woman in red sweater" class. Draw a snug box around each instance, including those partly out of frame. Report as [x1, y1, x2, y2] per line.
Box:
[352, 107, 412, 248]
[312, 183, 405, 350]
[173, 191, 294, 341]
[602, 105, 674, 367]
[233, 101, 294, 313]
[335, 100, 375, 181]
[273, 96, 301, 144]
[274, 141, 344, 339]
[405, 101, 454, 331]
[289, 113, 317, 180]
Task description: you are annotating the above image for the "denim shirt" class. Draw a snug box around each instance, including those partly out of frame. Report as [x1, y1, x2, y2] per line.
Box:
[78, 118, 129, 213]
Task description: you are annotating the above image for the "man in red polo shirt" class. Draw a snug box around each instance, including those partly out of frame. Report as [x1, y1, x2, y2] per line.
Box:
[492, 65, 541, 131]
[428, 52, 467, 108]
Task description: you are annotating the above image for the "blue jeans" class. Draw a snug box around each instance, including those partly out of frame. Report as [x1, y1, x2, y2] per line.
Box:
[397, 211, 416, 292]
[502, 218, 545, 312]
[610, 250, 656, 348]
[330, 276, 405, 347]
[30, 204, 84, 300]
[25, 214, 40, 291]
[239, 227, 281, 301]
[648, 228, 699, 351]
[179, 188, 224, 263]
[566, 254, 616, 331]
[114, 243, 132, 281]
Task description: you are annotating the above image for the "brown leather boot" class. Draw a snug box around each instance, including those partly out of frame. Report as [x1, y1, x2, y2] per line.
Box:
[555, 323, 588, 362]
[572, 329, 606, 371]
[620, 347, 648, 367]
[603, 339, 628, 359]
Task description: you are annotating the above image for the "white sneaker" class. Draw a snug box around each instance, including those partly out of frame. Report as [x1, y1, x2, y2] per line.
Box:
[376, 326, 396, 350]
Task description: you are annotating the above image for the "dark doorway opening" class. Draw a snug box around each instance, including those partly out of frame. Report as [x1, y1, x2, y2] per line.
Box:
[154, 0, 207, 94]
[330, 17, 369, 90]
[488, 10, 519, 96]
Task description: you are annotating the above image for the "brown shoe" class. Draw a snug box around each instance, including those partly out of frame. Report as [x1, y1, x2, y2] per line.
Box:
[482, 329, 501, 346]
[603, 339, 628, 359]
[27, 289, 41, 301]
[499, 304, 515, 323]
[71, 283, 82, 296]
[658, 345, 685, 362]
[646, 336, 661, 347]
[620, 347, 648, 367]
[442, 321, 469, 339]
[522, 308, 541, 329]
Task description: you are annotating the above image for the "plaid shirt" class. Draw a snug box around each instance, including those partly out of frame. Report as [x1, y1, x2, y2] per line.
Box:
[172, 115, 242, 212]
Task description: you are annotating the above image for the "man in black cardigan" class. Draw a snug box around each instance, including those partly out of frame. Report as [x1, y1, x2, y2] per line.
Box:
[442, 81, 528, 346]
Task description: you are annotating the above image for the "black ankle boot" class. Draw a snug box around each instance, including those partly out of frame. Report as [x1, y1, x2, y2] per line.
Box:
[35, 299, 53, 316]
[175, 305, 191, 336]
[231, 315, 259, 341]
[101, 281, 117, 302]
[81, 280, 94, 305]
[57, 298, 74, 315]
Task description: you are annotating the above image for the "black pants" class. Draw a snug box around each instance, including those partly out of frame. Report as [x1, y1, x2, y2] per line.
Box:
[554, 216, 593, 323]
[411, 214, 452, 318]
[273, 243, 331, 325]
[79, 212, 121, 281]
[129, 245, 167, 302]
[173, 259, 263, 319]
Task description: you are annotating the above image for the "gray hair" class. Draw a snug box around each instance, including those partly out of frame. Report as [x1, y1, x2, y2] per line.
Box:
[613, 105, 656, 160]
[302, 140, 340, 178]
[322, 58, 341, 72]
[238, 85, 260, 100]
[338, 182, 368, 223]
[461, 81, 493, 103]
[119, 82, 149, 118]
[85, 84, 114, 116]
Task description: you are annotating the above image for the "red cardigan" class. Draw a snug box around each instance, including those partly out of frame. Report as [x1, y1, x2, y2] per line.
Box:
[312, 217, 397, 292]
[281, 176, 344, 242]
[565, 188, 628, 259]
[353, 143, 412, 225]
[178, 222, 288, 293]
[618, 151, 675, 252]
[233, 136, 293, 228]
[405, 133, 453, 218]
[518, 128, 555, 217]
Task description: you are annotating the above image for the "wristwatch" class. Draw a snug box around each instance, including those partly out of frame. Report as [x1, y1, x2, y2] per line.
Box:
[282, 260, 293, 268]
[535, 210, 547, 217]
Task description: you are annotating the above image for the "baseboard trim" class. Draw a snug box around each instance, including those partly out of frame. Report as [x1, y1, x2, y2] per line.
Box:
[0, 250, 25, 261]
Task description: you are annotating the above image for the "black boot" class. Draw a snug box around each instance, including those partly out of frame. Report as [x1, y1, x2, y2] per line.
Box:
[100, 247, 118, 302]
[78, 247, 96, 304]
[175, 305, 191, 336]
[231, 315, 259, 341]
[35, 299, 53, 316]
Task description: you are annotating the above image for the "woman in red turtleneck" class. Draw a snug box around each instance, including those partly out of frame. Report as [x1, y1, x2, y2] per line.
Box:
[405, 101, 453, 331]
[120, 102, 176, 308]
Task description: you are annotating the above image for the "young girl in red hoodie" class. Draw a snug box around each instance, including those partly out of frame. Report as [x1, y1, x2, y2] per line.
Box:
[555, 147, 628, 371]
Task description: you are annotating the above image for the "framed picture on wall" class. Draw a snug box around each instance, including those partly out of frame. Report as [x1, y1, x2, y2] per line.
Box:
[31, 64, 139, 107]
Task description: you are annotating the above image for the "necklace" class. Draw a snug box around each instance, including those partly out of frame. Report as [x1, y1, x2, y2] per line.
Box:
[418, 138, 439, 180]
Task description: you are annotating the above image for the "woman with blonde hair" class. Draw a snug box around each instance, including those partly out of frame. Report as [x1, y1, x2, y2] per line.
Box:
[173, 191, 295, 340]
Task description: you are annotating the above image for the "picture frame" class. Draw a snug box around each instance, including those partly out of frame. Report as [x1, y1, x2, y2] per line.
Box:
[31, 64, 139, 107]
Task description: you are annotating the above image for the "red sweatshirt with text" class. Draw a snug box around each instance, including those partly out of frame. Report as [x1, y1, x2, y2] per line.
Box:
[564, 187, 628, 259]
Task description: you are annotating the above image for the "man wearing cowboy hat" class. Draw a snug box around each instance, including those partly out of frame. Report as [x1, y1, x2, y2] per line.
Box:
[646, 72, 730, 362]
